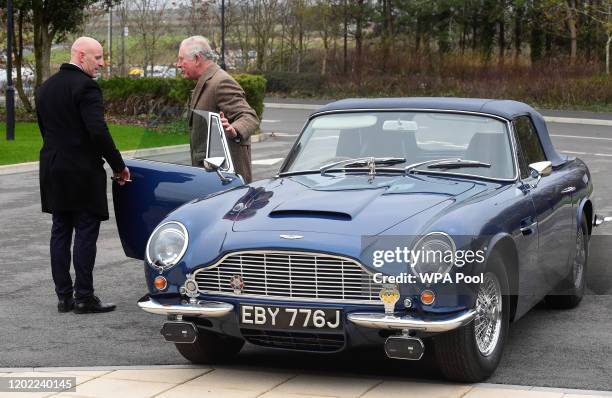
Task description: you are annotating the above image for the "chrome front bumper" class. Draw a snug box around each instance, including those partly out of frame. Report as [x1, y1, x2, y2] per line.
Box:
[138, 295, 474, 333]
[347, 309, 477, 333]
[137, 295, 233, 317]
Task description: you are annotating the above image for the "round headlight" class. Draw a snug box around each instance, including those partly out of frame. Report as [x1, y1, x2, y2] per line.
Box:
[410, 232, 456, 278]
[146, 221, 188, 271]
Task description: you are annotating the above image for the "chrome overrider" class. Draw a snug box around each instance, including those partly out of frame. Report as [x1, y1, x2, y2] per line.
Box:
[137, 295, 233, 317]
[347, 309, 477, 333]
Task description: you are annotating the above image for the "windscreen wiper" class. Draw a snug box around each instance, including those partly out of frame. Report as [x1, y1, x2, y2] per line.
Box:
[404, 158, 461, 174]
[319, 157, 406, 175]
[426, 159, 491, 169]
[404, 158, 491, 176]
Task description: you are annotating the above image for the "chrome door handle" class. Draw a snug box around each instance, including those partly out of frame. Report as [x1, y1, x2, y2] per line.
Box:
[561, 186, 576, 194]
[520, 216, 537, 236]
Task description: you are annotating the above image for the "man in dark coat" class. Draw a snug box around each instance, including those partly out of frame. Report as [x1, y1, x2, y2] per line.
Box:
[176, 35, 259, 183]
[36, 37, 130, 314]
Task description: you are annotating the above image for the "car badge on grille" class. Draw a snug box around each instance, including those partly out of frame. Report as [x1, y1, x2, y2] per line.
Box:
[229, 275, 244, 294]
[280, 234, 304, 240]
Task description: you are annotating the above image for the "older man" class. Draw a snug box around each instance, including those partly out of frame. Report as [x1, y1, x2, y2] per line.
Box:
[177, 36, 259, 183]
[36, 37, 130, 314]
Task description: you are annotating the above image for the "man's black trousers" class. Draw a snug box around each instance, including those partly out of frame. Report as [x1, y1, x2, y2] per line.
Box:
[50, 212, 101, 303]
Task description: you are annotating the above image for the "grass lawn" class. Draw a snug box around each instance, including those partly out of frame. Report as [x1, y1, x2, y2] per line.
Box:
[0, 122, 189, 166]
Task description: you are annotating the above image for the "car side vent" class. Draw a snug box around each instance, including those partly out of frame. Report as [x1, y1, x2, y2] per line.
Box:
[269, 210, 352, 221]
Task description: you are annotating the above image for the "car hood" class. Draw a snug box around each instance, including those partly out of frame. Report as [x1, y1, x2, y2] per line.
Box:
[228, 173, 480, 236]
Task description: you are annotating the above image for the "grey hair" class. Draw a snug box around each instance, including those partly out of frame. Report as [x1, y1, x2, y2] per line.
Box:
[180, 36, 217, 61]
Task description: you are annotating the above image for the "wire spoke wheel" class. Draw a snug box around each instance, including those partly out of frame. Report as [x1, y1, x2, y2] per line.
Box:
[474, 272, 503, 357]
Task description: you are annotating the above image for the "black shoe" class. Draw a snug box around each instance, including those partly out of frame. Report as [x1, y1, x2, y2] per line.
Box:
[73, 296, 116, 314]
[57, 296, 74, 313]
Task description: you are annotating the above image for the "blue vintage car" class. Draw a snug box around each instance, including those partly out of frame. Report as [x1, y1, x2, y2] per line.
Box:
[113, 98, 606, 382]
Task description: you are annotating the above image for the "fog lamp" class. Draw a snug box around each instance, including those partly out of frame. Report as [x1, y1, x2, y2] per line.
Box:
[420, 290, 436, 305]
[154, 276, 167, 291]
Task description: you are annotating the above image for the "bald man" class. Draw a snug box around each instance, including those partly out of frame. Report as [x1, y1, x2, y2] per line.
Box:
[36, 36, 130, 314]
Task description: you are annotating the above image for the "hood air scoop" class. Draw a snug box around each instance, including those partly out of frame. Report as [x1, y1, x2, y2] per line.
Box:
[269, 209, 352, 221]
[267, 189, 381, 221]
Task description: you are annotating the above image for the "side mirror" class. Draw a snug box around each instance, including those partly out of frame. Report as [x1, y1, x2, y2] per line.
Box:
[528, 161, 552, 188]
[203, 157, 232, 184]
[203, 157, 226, 171]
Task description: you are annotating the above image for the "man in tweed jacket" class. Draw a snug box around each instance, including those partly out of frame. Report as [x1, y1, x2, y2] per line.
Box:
[177, 36, 259, 183]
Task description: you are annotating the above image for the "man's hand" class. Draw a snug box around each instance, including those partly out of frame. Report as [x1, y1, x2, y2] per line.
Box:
[220, 111, 238, 139]
[113, 167, 131, 186]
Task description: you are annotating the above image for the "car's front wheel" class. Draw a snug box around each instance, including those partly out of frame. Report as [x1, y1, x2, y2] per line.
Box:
[174, 328, 244, 364]
[433, 253, 510, 382]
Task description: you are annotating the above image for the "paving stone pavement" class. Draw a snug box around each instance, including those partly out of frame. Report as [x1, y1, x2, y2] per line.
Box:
[1, 366, 612, 398]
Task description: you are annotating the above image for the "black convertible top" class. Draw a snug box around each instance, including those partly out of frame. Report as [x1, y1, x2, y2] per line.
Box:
[314, 97, 567, 167]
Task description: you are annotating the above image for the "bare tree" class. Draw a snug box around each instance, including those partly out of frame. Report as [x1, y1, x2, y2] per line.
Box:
[312, 0, 339, 75]
[581, 0, 612, 73]
[115, 2, 129, 76]
[181, 0, 206, 36]
[131, 0, 167, 76]
[234, 0, 254, 69]
[249, 0, 280, 71]
[565, 0, 579, 64]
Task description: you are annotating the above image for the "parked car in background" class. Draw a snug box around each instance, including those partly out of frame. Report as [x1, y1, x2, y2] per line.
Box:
[113, 99, 607, 382]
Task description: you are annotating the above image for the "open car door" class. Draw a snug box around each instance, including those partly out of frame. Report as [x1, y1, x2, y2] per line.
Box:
[112, 111, 243, 260]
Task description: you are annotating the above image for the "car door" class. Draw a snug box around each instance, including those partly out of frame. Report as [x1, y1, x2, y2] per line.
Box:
[513, 116, 574, 296]
[112, 111, 244, 260]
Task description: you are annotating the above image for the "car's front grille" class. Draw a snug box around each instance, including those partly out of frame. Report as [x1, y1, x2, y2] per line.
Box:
[193, 251, 383, 304]
[240, 328, 345, 352]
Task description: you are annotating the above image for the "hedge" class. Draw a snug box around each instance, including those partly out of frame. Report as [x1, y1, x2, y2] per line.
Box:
[98, 73, 267, 121]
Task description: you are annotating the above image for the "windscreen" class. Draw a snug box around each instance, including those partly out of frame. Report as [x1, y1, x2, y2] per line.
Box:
[283, 111, 515, 179]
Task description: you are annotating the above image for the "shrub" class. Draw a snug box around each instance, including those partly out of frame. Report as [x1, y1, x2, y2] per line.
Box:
[234, 74, 267, 119]
[99, 77, 195, 119]
[99, 73, 266, 121]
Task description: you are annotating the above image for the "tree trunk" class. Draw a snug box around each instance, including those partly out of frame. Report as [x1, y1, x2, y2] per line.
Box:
[471, 12, 478, 51]
[343, 0, 348, 75]
[566, 0, 578, 65]
[381, 0, 393, 72]
[513, 3, 523, 60]
[13, 9, 33, 113]
[498, 18, 505, 64]
[32, 0, 53, 89]
[297, 26, 303, 73]
[606, 34, 611, 75]
[415, 17, 422, 53]
[354, 0, 364, 85]
[321, 28, 328, 76]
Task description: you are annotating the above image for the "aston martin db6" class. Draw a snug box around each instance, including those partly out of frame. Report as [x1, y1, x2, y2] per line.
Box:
[113, 98, 606, 381]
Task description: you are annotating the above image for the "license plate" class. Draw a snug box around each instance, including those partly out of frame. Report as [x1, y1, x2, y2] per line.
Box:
[239, 305, 342, 330]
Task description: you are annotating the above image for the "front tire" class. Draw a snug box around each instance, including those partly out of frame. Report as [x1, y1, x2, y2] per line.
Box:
[175, 328, 244, 364]
[433, 253, 510, 382]
[545, 217, 588, 309]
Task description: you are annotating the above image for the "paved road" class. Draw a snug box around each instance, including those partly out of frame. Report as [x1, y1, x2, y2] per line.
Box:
[1, 108, 612, 391]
